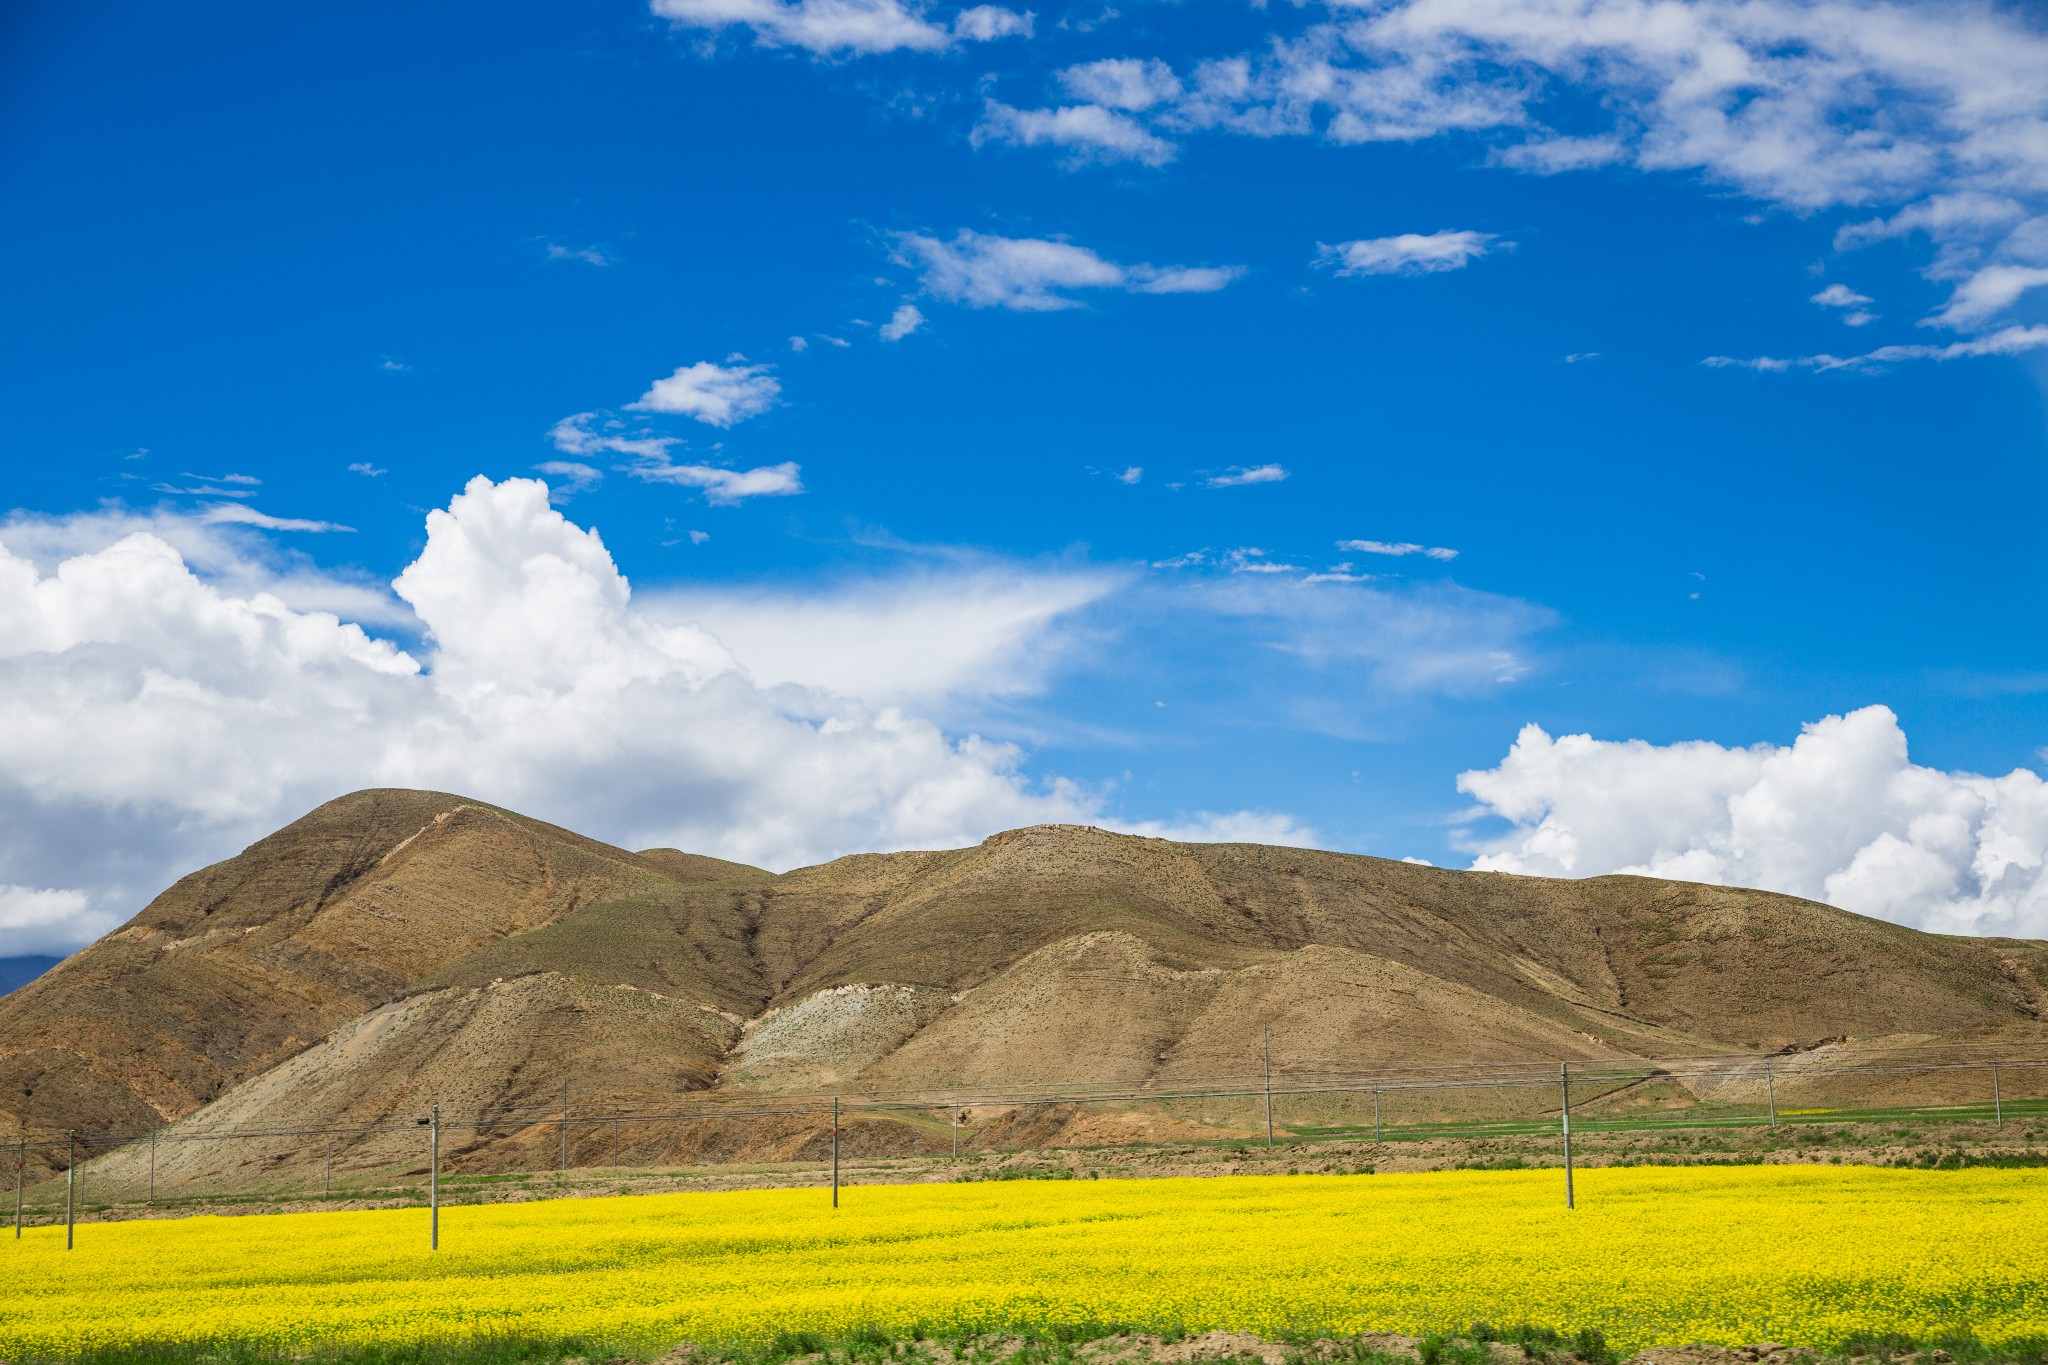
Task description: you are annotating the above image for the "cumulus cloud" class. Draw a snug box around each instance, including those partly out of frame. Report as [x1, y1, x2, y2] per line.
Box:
[1059, 57, 1182, 111]
[953, 4, 1031, 40]
[879, 303, 926, 341]
[0, 478, 1121, 955]
[629, 360, 781, 427]
[1457, 705, 2048, 938]
[0, 505, 408, 629]
[649, 0, 1023, 53]
[893, 230, 1241, 310]
[0, 885, 114, 957]
[1317, 230, 1500, 277]
[1340, 538, 1457, 561]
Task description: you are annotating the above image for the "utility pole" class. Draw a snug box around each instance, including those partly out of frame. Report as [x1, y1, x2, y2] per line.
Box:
[1373, 1087, 1382, 1142]
[1262, 1023, 1274, 1149]
[1993, 1062, 2003, 1128]
[148, 1127, 158, 1205]
[14, 1132, 23, 1239]
[831, 1097, 840, 1209]
[560, 1080, 570, 1175]
[1765, 1059, 1778, 1129]
[65, 1130, 75, 1250]
[1560, 1064, 1574, 1210]
[418, 1106, 440, 1251]
[951, 1104, 959, 1159]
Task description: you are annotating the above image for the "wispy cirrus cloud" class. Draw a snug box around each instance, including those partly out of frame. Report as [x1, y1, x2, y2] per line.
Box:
[1340, 538, 1457, 562]
[944, 0, 2048, 341]
[1704, 324, 2048, 373]
[198, 504, 355, 534]
[625, 453, 805, 505]
[893, 230, 1241, 311]
[1205, 464, 1287, 488]
[649, 0, 1026, 54]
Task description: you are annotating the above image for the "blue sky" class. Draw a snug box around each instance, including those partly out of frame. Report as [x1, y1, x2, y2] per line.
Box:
[4, 0, 2048, 956]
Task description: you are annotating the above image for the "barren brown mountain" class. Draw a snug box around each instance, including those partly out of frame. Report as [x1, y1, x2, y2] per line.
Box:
[5, 788, 2045, 1187]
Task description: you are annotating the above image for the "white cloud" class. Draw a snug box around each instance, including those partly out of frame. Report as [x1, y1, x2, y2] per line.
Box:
[1206, 464, 1288, 487]
[1811, 283, 1873, 310]
[0, 505, 409, 629]
[1174, 571, 1546, 700]
[1925, 265, 2048, 330]
[649, 0, 1018, 53]
[1812, 282, 1878, 326]
[953, 4, 1030, 40]
[1222, 547, 1301, 573]
[625, 455, 806, 505]
[543, 242, 615, 267]
[789, 335, 810, 352]
[628, 360, 781, 427]
[1491, 136, 1626, 173]
[879, 303, 926, 341]
[1704, 324, 2048, 372]
[1116, 466, 1142, 484]
[0, 884, 113, 956]
[893, 230, 1240, 310]
[534, 461, 604, 499]
[548, 412, 680, 461]
[347, 462, 387, 478]
[963, 0, 2048, 335]
[977, 101, 1177, 166]
[197, 504, 356, 534]
[1340, 538, 1457, 561]
[1128, 264, 1242, 294]
[0, 479, 1130, 954]
[650, 565, 1122, 706]
[1317, 230, 1500, 277]
[154, 481, 258, 499]
[1458, 705, 2048, 938]
[1058, 57, 1181, 111]
[1112, 810, 1319, 846]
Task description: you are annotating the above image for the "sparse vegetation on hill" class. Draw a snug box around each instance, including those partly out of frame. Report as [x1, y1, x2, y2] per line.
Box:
[2, 790, 2044, 1192]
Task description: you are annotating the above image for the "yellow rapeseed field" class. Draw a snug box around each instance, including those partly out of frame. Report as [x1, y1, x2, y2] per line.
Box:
[2, 1166, 2043, 1357]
